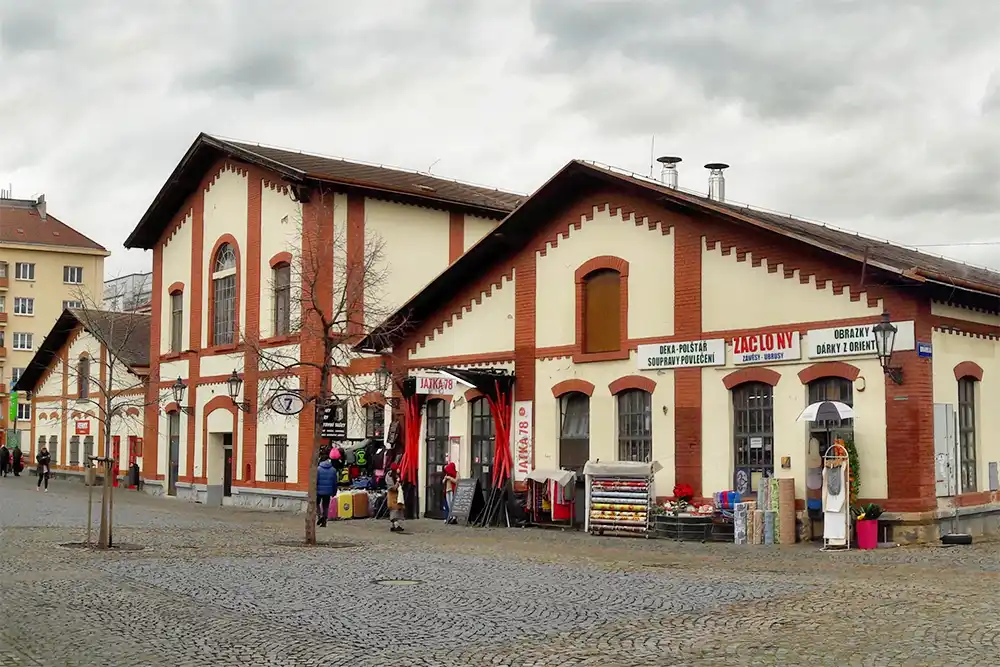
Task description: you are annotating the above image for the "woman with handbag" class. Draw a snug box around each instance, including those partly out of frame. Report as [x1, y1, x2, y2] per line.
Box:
[386, 463, 405, 532]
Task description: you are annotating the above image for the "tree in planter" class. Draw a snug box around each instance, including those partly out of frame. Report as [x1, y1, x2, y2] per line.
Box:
[242, 190, 408, 545]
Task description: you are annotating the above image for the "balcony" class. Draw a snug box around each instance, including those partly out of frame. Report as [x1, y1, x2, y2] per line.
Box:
[0, 262, 7, 290]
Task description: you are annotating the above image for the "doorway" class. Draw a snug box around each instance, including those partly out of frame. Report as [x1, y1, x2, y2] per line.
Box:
[167, 411, 180, 497]
[424, 399, 449, 519]
[223, 434, 233, 498]
[470, 397, 495, 493]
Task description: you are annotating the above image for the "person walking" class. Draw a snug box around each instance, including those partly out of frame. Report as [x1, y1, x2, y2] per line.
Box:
[385, 464, 405, 532]
[11, 446, 22, 477]
[36, 446, 51, 492]
[0, 445, 9, 477]
[316, 456, 337, 527]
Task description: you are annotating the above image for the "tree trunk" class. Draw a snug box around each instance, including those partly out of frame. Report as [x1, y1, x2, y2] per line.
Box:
[304, 402, 321, 545]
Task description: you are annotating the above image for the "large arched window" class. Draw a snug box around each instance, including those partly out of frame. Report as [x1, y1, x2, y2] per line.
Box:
[559, 392, 590, 473]
[582, 269, 621, 354]
[807, 377, 853, 458]
[617, 389, 651, 462]
[211, 243, 238, 346]
[958, 376, 978, 493]
[732, 382, 773, 491]
[470, 397, 495, 490]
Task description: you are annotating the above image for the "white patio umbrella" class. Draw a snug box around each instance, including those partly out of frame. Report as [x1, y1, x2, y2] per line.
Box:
[796, 401, 854, 422]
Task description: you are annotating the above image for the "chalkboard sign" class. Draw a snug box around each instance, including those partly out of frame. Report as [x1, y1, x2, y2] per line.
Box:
[447, 478, 484, 525]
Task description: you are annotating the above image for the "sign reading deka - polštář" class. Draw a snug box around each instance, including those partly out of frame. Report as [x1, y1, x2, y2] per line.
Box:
[806, 320, 915, 359]
[637, 339, 726, 370]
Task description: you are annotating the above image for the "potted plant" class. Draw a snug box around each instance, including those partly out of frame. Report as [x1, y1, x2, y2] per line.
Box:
[673, 483, 695, 514]
[854, 502, 882, 550]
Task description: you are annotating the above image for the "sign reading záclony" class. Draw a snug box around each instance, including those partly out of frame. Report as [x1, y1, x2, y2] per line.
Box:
[732, 331, 801, 365]
[413, 372, 457, 395]
[637, 339, 726, 371]
[807, 320, 916, 359]
[512, 401, 532, 482]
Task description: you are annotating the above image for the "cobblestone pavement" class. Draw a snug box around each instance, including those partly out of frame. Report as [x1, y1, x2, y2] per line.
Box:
[1, 476, 1000, 665]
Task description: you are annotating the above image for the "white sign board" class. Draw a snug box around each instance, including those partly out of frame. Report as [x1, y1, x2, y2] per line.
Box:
[269, 392, 305, 416]
[512, 401, 533, 482]
[807, 320, 915, 359]
[637, 339, 726, 371]
[732, 331, 801, 365]
[750, 436, 763, 450]
[413, 372, 458, 395]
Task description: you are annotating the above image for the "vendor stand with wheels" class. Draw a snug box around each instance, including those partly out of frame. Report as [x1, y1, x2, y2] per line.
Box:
[584, 460, 661, 537]
[526, 469, 577, 528]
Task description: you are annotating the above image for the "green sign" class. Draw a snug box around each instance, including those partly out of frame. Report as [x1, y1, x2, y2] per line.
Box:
[8, 392, 17, 422]
[5, 430, 19, 449]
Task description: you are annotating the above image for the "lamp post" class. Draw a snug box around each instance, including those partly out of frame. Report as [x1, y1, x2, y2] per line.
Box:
[170, 377, 194, 415]
[227, 370, 251, 413]
[872, 312, 903, 385]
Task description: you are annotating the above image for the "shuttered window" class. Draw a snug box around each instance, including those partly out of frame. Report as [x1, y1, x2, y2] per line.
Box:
[582, 269, 621, 354]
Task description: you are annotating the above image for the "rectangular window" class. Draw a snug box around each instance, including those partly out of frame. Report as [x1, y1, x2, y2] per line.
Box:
[265, 435, 289, 482]
[15, 263, 34, 281]
[617, 390, 652, 462]
[0, 296, 5, 313]
[0, 331, 4, 348]
[212, 275, 236, 346]
[170, 292, 184, 352]
[273, 264, 291, 336]
[0, 262, 7, 278]
[12, 332, 32, 350]
[63, 266, 84, 284]
[13, 297, 33, 315]
[77, 356, 90, 399]
[365, 405, 385, 439]
[63, 300, 82, 310]
[958, 378, 977, 494]
[70, 435, 81, 466]
[11, 368, 24, 384]
[16, 403, 30, 420]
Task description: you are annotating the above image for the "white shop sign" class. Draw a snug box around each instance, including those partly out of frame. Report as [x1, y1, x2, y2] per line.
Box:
[413, 372, 458, 395]
[807, 320, 915, 359]
[637, 339, 726, 370]
[732, 331, 801, 365]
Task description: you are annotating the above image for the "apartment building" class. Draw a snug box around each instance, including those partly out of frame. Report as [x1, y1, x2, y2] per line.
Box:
[0, 195, 109, 445]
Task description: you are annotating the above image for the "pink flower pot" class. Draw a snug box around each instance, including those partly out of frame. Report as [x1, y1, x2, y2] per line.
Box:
[856, 518, 878, 550]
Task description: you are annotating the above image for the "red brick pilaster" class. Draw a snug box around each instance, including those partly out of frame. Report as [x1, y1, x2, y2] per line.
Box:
[449, 211, 465, 263]
[186, 186, 205, 481]
[346, 193, 365, 336]
[144, 246, 163, 477]
[673, 224, 703, 496]
[242, 170, 263, 481]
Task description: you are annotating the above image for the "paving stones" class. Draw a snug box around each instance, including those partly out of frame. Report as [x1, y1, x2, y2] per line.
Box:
[0, 475, 999, 665]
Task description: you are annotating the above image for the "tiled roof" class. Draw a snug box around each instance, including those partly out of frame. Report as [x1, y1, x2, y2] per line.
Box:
[0, 199, 107, 252]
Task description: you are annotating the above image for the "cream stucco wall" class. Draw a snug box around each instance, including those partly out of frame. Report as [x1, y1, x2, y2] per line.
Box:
[201, 167, 249, 348]
[258, 186, 302, 340]
[464, 215, 497, 252]
[534, 205, 674, 348]
[701, 242, 880, 331]
[410, 272, 515, 360]
[159, 211, 193, 354]
[931, 328, 998, 493]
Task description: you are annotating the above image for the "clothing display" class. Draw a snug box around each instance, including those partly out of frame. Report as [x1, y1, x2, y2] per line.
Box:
[822, 463, 848, 545]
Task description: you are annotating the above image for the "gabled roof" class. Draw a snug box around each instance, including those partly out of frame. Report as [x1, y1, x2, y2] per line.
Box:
[13, 309, 151, 394]
[124, 133, 524, 250]
[0, 198, 108, 253]
[358, 159, 1000, 351]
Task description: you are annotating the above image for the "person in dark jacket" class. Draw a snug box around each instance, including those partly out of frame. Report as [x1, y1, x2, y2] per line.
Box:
[0, 445, 9, 477]
[11, 446, 22, 476]
[316, 458, 337, 527]
[36, 447, 51, 492]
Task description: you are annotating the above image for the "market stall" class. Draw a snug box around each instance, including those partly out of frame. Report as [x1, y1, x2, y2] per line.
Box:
[526, 469, 576, 528]
[583, 460, 661, 537]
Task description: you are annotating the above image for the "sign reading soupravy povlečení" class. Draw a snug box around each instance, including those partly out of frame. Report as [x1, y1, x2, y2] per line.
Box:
[637, 339, 726, 370]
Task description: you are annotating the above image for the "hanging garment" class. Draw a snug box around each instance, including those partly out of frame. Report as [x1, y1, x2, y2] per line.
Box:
[822, 465, 847, 542]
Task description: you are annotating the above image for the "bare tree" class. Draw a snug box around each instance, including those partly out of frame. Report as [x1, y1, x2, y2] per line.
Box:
[243, 189, 409, 545]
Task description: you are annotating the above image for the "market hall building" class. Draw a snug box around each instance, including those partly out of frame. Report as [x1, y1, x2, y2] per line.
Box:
[365, 159, 1000, 543]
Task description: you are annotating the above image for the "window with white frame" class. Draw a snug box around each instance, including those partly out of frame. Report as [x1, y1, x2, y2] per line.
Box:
[211, 243, 237, 346]
[15, 263, 34, 281]
[0, 296, 5, 313]
[16, 403, 30, 420]
[63, 300, 82, 310]
[13, 297, 33, 315]
[12, 332, 32, 350]
[170, 292, 184, 352]
[0, 332, 5, 348]
[273, 263, 291, 336]
[11, 368, 24, 384]
[63, 266, 84, 284]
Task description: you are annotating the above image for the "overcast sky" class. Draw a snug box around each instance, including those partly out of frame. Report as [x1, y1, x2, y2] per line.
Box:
[3, 0, 1000, 277]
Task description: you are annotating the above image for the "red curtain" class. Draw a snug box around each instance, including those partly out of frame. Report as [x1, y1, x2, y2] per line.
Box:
[487, 380, 513, 488]
[399, 396, 422, 484]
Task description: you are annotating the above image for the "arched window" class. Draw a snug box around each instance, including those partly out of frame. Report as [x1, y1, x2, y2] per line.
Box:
[470, 397, 495, 490]
[559, 392, 590, 473]
[958, 377, 978, 493]
[807, 377, 853, 458]
[582, 269, 621, 354]
[77, 356, 90, 399]
[211, 243, 238, 346]
[425, 399, 450, 518]
[617, 389, 651, 461]
[732, 382, 773, 492]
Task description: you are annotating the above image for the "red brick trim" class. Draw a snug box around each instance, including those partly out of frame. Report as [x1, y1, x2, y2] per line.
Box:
[359, 391, 387, 407]
[798, 361, 861, 384]
[608, 375, 656, 395]
[551, 379, 595, 398]
[269, 251, 292, 269]
[954, 361, 984, 381]
[465, 388, 484, 401]
[167, 281, 185, 295]
[163, 402, 180, 414]
[722, 367, 781, 390]
[126, 407, 140, 417]
[574, 256, 630, 364]
[207, 233, 242, 349]
[346, 194, 365, 336]
[449, 211, 464, 263]
[425, 394, 453, 404]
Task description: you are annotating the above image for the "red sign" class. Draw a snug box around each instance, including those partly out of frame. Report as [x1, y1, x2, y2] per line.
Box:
[513, 401, 532, 482]
[731, 331, 802, 365]
[74, 420, 90, 435]
[415, 373, 457, 395]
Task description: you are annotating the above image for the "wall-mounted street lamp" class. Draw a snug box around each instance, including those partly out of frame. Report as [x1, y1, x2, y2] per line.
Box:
[227, 370, 251, 413]
[872, 312, 903, 385]
[170, 377, 194, 415]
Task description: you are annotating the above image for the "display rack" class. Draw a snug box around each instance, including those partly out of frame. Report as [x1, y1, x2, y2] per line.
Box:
[821, 442, 851, 551]
[583, 461, 659, 537]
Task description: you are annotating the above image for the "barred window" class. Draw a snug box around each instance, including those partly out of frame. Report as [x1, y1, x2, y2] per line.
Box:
[70, 436, 81, 466]
[211, 243, 237, 346]
[958, 377, 978, 494]
[365, 404, 384, 439]
[265, 435, 288, 482]
[616, 390, 652, 462]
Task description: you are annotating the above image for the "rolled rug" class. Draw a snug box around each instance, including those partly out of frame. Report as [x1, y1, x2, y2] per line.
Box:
[778, 477, 796, 545]
[764, 510, 776, 545]
[752, 509, 764, 545]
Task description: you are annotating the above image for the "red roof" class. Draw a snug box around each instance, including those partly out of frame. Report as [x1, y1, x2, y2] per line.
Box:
[0, 199, 107, 253]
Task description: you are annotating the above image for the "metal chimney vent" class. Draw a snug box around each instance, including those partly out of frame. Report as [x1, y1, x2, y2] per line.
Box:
[704, 163, 729, 202]
[656, 156, 682, 189]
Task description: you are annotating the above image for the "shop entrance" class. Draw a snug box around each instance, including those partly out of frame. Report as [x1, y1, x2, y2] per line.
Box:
[470, 397, 495, 494]
[167, 411, 180, 497]
[805, 377, 854, 539]
[424, 399, 449, 518]
[223, 434, 233, 497]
